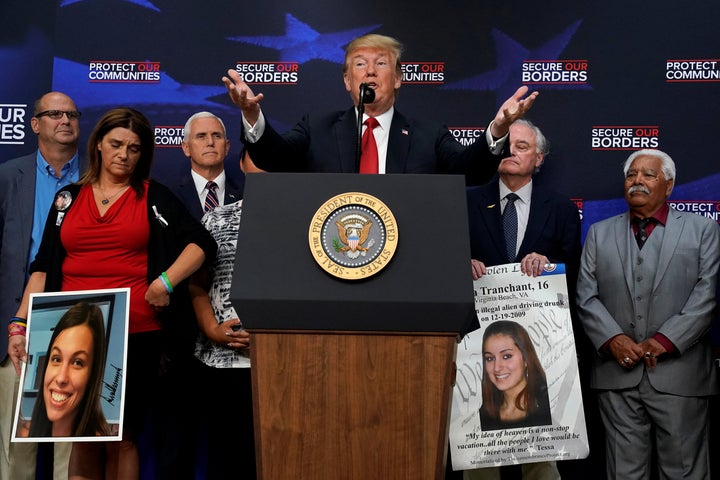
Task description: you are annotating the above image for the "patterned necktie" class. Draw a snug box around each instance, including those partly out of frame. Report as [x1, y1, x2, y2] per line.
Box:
[359, 117, 379, 174]
[204, 181, 219, 213]
[633, 217, 653, 249]
[502, 193, 519, 262]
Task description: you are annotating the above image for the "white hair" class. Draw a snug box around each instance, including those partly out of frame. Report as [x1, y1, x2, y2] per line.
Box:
[623, 148, 676, 181]
[513, 119, 549, 156]
[511, 119, 549, 173]
[183, 111, 227, 142]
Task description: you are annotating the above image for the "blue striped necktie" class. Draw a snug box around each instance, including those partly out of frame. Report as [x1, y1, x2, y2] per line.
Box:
[502, 193, 519, 262]
[204, 181, 219, 213]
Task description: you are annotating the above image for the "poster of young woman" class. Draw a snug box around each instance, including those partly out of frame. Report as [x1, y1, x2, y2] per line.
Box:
[449, 264, 588, 470]
[12, 289, 129, 442]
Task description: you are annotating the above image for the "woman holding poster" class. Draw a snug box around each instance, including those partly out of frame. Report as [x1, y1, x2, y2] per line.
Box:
[479, 320, 551, 431]
[8, 108, 216, 479]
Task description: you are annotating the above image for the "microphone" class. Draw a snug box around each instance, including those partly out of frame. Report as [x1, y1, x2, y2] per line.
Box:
[359, 83, 375, 106]
[355, 83, 376, 172]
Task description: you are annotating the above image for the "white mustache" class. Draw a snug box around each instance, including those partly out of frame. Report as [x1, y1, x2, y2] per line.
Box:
[628, 185, 650, 195]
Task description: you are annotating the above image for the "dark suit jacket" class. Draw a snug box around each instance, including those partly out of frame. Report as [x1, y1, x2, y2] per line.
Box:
[0, 152, 86, 360]
[466, 179, 581, 281]
[173, 171, 243, 221]
[246, 107, 505, 185]
[467, 178, 586, 368]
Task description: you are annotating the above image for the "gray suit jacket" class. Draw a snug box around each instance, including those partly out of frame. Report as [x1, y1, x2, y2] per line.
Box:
[0, 154, 39, 360]
[0, 152, 86, 360]
[576, 207, 720, 396]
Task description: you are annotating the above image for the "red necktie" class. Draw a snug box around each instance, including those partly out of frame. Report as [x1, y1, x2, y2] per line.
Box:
[359, 117, 379, 174]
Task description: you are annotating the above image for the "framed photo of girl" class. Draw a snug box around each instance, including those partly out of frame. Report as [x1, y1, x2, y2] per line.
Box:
[11, 288, 129, 442]
[449, 264, 589, 470]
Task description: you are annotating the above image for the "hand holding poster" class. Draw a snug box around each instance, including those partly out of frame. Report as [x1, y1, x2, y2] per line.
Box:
[12, 289, 129, 442]
[449, 263, 589, 470]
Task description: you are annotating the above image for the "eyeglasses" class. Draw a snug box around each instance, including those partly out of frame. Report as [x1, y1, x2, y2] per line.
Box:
[35, 110, 82, 120]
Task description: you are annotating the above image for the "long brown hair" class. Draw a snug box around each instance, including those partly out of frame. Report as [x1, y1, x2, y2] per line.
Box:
[480, 320, 547, 419]
[29, 302, 109, 437]
[79, 107, 154, 198]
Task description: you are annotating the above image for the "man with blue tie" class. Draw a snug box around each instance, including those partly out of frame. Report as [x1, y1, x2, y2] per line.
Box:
[468, 119, 581, 283]
[465, 119, 582, 480]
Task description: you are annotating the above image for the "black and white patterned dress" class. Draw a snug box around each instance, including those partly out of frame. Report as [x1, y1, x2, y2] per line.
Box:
[193, 200, 251, 368]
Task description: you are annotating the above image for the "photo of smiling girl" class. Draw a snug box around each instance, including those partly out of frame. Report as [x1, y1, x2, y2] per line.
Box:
[18, 302, 109, 438]
[479, 320, 551, 431]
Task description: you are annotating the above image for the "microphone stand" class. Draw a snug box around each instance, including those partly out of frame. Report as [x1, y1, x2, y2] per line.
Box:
[354, 83, 375, 173]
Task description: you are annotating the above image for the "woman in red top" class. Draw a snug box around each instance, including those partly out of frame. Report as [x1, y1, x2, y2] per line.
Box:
[9, 107, 216, 479]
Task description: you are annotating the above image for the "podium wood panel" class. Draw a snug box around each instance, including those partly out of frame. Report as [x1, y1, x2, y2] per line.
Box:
[250, 331, 458, 479]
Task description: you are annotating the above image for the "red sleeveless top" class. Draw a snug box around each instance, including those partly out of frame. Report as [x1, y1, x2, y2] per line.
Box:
[60, 183, 158, 334]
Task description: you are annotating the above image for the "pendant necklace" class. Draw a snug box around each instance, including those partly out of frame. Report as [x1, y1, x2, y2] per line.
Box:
[97, 184, 129, 205]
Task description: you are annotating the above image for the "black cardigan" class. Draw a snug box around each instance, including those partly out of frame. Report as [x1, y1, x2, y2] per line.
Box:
[31, 180, 218, 359]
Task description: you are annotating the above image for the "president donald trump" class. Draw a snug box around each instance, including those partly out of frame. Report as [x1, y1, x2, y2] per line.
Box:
[576, 148, 719, 479]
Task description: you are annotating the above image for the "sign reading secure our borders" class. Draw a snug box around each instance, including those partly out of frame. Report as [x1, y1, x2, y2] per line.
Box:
[308, 192, 398, 280]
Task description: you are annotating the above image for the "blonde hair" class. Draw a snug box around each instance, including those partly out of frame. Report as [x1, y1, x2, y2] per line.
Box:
[343, 34, 403, 78]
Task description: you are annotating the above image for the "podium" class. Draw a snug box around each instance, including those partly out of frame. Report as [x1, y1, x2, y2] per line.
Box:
[231, 173, 475, 479]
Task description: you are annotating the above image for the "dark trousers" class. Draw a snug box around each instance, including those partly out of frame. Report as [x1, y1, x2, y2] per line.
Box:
[153, 353, 204, 480]
[199, 363, 255, 480]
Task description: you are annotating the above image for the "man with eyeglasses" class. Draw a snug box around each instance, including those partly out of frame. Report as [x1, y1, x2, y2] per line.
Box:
[35, 109, 82, 120]
[223, 33, 537, 183]
[0, 91, 85, 480]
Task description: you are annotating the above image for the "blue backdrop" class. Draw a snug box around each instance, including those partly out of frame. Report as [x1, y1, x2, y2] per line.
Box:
[2, 0, 719, 477]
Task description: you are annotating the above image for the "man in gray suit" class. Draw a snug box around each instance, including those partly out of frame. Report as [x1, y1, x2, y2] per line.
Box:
[0, 92, 83, 479]
[576, 148, 720, 479]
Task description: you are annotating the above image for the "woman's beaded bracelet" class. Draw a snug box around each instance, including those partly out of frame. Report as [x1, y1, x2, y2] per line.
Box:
[8, 317, 27, 337]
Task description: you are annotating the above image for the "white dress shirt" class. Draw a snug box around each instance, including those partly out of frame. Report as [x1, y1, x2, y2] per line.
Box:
[242, 108, 509, 172]
[190, 169, 227, 209]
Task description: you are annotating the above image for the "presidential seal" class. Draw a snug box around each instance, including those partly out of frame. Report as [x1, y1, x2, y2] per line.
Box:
[308, 192, 398, 280]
